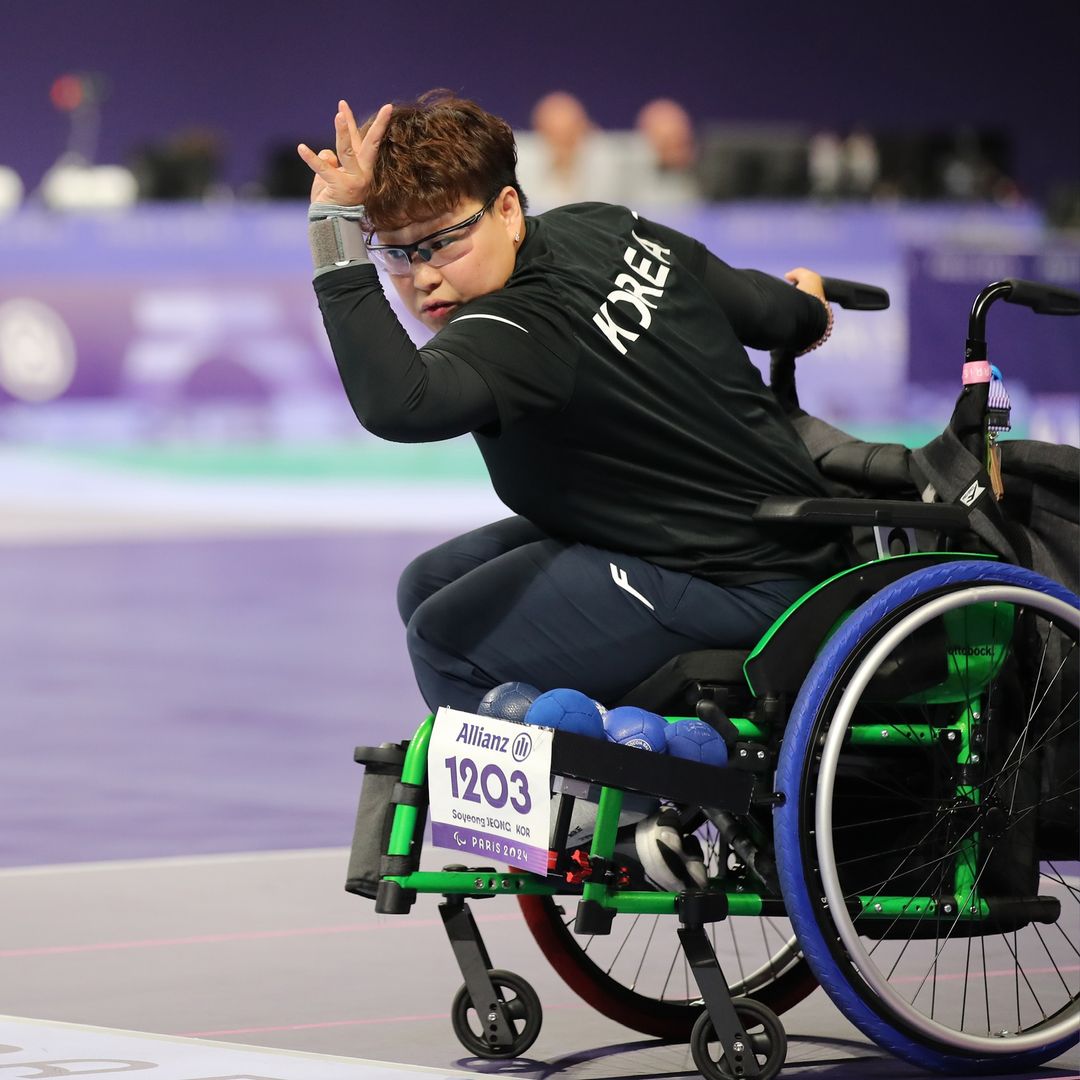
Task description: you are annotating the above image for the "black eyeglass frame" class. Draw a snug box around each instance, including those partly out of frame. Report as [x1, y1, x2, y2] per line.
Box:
[365, 194, 499, 271]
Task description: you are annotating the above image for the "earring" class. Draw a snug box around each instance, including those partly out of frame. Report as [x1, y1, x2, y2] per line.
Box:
[514, 232, 520, 242]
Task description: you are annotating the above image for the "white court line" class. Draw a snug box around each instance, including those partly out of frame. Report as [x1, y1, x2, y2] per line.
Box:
[0, 911, 523, 960]
[0, 449, 508, 542]
[0, 1014, 475, 1078]
[0, 846, 348, 877]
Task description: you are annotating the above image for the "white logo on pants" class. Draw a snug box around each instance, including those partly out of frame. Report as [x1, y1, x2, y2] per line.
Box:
[610, 563, 655, 610]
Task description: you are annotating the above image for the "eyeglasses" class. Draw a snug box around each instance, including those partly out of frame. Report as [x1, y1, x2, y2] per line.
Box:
[366, 195, 497, 276]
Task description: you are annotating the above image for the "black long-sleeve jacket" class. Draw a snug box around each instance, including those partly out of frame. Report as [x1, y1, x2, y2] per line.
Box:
[315, 202, 842, 584]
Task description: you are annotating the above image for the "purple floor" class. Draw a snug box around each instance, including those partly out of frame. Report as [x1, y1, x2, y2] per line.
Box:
[2, 530, 447, 867]
[3, 526, 1077, 1077]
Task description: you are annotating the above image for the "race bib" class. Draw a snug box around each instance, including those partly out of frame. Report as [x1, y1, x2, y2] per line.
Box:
[428, 707, 553, 874]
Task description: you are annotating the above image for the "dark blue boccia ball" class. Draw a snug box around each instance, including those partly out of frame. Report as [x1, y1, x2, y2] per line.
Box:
[477, 681, 541, 722]
[525, 688, 606, 738]
[603, 705, 668, 752]
[665, 718, 729, 767]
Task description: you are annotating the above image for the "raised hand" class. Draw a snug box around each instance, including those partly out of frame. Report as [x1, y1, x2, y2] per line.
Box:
[784, 266, 826, 305]
[297, 99, 392, 206]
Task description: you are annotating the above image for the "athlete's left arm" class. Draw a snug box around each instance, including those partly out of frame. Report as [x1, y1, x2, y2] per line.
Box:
[637, 217, 828, 352]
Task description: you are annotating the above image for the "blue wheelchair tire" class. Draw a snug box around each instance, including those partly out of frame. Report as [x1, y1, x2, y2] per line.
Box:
[774, 560, 1079, 1074]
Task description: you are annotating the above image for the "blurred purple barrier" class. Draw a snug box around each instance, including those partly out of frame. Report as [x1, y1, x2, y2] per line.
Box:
[2, 202, 1072, 444]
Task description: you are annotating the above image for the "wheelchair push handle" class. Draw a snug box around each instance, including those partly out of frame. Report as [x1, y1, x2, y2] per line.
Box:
[968, 278, 1080, 351]
[953, 276, 1080, 467]
[821, 276, 890, 311]
[1002, 278, 1080, 317]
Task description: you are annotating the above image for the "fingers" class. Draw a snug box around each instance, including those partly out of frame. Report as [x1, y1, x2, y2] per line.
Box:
[356, 102, 392, 174]
[296, 144, 340, 174]
[300, 99, 391, 204]
[334, 104, 356, 169]
[338, 100, 362, 173]
[365, 102, 393, 141]
[335, 99, 390, 175]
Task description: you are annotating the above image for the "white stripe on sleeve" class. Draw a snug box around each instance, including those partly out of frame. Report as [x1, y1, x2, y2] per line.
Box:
[451, 313, 530, 334]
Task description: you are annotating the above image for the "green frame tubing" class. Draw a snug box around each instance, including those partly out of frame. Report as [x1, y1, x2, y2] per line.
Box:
[377, 551, 1010, 922]
[378, 709, 995, 923]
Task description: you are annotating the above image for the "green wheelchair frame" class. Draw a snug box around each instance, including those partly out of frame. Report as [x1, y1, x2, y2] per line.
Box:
[351, 547, 1077, 1080]
[347, 275, 1080, 1078]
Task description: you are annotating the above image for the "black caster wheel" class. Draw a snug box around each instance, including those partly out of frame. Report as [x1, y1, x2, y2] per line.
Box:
[690, 998, 786, 1080]
[450, 968, 542, 1059]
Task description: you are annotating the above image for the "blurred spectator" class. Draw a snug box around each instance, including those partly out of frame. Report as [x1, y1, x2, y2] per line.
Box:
[808, 131, 844, 199]
[808, 128, 880, 200]
[0, 166, 23, 213]
[1047, 184, 1080, 231]
[843, 128, 880, 198]
[514, 91, 624, 207]
[940, 128, 992, 200]
[625, 98, 702, 206]
[938, 127, 1019, 204]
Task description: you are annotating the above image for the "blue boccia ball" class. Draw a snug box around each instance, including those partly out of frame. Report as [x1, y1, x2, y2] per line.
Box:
[525, 688, 606, 738]
[603, 705, 668, 752]
[665, 718, 729, 767]
[477, 681, 541, 722]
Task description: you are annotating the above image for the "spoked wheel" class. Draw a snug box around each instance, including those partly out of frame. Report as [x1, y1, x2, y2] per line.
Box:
[690, 998, 787, 1080]
[519, 816, 815, 1039]
[450, 969, 542, 1058]
[775, 561, 1080, 1074]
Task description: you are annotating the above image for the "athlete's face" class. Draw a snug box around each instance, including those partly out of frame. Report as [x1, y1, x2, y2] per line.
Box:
[371, 187, 524, 332]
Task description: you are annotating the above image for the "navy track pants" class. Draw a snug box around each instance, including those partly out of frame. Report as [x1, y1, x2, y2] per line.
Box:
[398, 516, 810, 713]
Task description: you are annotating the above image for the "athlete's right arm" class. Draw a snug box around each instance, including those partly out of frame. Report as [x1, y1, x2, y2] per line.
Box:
[300, 100, 500, 441]
[313, 264, 499, 442]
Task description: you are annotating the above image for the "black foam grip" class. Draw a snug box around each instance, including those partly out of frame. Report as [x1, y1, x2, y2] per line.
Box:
[1004, 279, 1080, 316]
[822, 277, 890, 311]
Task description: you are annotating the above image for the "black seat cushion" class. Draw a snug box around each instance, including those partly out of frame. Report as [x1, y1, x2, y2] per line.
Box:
[616, 649, 749, 714]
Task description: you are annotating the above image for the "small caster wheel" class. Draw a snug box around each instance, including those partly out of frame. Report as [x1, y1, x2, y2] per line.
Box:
[690, 997, 786, 1080]
[451, 968, 542, 1058]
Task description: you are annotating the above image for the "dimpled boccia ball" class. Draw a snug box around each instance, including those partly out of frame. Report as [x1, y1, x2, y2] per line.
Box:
[665, 718, 729, 767]
[525, 688, 606, 738]
[603, 706, 668, 752]
[477, 681, 541, 722]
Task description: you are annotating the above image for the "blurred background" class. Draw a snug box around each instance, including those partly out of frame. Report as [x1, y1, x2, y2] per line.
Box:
[3, 2, 1078, 467]
[1, 1, 1078, 866]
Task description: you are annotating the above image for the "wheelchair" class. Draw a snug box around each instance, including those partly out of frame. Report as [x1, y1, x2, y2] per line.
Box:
[346, 276, 1080, 1079]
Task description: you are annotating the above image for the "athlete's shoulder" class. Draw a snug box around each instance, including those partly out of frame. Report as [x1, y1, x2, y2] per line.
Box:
[525, 203, 640, 269]
[538, 201, 637, 228]
[442, 274, 575, 357]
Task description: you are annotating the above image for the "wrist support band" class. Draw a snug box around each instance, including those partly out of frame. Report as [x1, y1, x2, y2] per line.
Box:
[308, 203, 370, 274]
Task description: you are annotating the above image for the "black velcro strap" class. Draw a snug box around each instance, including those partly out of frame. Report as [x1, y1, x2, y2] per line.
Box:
[913, 429, 1018, 564]
[379, 854, 415, 877]
[392, 781, 426, 807]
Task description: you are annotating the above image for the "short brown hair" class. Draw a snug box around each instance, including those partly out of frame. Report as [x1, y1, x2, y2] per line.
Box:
[358, 90, 527, 234]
